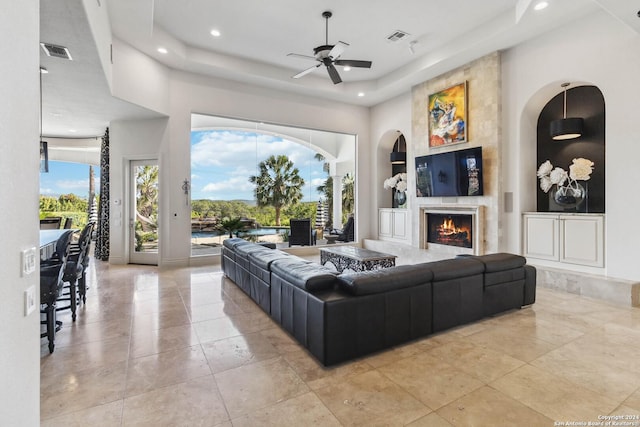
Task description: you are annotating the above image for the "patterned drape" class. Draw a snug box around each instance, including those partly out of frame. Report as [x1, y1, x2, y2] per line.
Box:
[94, 128, 110, 261]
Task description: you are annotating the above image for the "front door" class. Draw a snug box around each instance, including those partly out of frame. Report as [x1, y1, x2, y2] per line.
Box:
[129, 160, 159, 265]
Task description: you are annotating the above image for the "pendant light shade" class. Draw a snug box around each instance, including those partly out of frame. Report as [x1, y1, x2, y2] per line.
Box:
[390, 151, 406, 164]
[550, 117, 584, 140]
[550, 82, 583, 141]
[390, 133, 407, 164]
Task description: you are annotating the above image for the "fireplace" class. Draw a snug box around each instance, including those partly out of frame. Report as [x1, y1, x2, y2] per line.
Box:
[420, 205, 484, 255]
[427, 214, 472, 248]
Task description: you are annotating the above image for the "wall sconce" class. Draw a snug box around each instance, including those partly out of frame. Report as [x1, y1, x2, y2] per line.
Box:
[181, 178, 190, 205]
[550, 82, 583, 141]
[390, 133, 407, 164]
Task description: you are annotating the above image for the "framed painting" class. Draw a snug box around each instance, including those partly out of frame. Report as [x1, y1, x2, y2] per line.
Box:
[428, 81, 468, 147]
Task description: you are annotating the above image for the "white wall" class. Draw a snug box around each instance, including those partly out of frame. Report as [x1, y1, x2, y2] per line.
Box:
[502, 10, 640, 280]
[108, 71, 370, 265]
[370, 92, 412, 234]
[109, 118, 169, 264]
[0, 2, 40, 424]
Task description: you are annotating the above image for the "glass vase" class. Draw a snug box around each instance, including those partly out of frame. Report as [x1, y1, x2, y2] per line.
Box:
[553, 182, 586, 209]
[394, 190, 407, 208]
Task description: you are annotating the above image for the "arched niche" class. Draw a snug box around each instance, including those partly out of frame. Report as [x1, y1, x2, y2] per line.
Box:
[377, 129, 408, 209]
[536, 85, 605, 213]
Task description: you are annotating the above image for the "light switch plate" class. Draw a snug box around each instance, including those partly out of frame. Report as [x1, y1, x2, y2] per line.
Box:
[24, 286, 36, 316]
[21, 247, 37, 276]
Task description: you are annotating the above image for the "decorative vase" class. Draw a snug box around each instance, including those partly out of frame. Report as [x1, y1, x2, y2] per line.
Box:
[553, 182, 586, 209]
[394, 190, 407, 208]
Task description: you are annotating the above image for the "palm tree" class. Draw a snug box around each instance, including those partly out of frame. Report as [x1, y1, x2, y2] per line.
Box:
[249, 155, 304, 226]
[135, 165, 159, 232]
[342, 173, 355, 223]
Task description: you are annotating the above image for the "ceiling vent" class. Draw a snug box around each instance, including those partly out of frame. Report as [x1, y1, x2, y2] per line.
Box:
[386, 30, 411, 43]
[40, 43, 73, 60]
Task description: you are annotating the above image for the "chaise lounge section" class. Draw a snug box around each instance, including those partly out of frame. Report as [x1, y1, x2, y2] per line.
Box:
[221, 239, 536, 366]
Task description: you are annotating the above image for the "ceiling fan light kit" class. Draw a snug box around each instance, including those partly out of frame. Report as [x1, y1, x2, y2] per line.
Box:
[290, 11, 372, 84]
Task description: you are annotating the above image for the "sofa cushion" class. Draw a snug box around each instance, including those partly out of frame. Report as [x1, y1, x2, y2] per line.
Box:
[271, 258, 337, 291]
[222, 237, 251, 249]
[235, 243, 271, 258]
[473, 253, 526, 272]
[417, 258, 484, 281]
[249, 249, 290, 270]
[337, 265, 434, 296]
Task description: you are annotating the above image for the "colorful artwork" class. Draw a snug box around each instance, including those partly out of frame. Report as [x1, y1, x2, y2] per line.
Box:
[428, 82, 467, 147]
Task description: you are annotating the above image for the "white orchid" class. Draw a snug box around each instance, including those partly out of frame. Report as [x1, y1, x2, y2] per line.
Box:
[537, 159, 594, 193]
[384, 172, 408, 191]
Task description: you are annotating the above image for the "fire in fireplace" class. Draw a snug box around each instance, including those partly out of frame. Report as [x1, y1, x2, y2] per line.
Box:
[427, 213, 473, 248]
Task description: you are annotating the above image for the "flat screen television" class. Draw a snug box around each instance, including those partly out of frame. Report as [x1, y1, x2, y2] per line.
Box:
[415, 146, 483, 197]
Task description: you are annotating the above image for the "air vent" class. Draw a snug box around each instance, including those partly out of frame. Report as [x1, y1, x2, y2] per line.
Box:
[386, 30, 411, 43]
[40, 43, 73, 60]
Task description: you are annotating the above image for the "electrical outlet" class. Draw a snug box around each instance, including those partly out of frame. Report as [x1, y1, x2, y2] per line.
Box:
[24, 286, 36, 316]
[21, 247, 37, 276]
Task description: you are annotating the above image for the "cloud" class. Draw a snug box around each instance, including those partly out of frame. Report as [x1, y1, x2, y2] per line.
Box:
[40, 188, 54, 194]
[56, 179, 90, 190]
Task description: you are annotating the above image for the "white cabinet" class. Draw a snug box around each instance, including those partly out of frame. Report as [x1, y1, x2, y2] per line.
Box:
[379, 208, 408, 242]
[523, 213, 604, 267]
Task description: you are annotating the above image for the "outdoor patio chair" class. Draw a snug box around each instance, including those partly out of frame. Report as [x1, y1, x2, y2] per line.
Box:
[288, 218, 316, 246]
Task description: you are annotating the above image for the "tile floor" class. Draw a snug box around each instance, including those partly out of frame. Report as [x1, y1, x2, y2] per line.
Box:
[40, 257, 640, 426]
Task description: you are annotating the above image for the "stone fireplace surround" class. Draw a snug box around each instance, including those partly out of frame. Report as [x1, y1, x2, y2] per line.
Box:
[420, 205, 484, 256]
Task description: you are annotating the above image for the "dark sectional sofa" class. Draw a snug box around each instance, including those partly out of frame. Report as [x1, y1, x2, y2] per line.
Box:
[222, 238, 536, 366]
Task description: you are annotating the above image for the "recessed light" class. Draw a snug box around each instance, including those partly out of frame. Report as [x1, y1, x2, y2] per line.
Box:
[343, 66, 351, 71]
[157, 47, 168, 54]
[357, 92, 365, 97]
[210, 29, 221, 37]
[69, 129, 77, 133]
[534, 1, 548, 11]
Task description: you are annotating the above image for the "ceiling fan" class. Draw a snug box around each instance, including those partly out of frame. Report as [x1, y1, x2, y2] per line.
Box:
[288, 11, 372, 84]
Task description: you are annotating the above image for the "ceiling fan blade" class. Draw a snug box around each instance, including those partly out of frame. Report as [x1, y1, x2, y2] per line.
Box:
[329, 41, 349, 59]
[326, 64, 342, 84]
[293, 63, 321, 79]
[287, 53, 317, 61]
[335, 59, 372, 68]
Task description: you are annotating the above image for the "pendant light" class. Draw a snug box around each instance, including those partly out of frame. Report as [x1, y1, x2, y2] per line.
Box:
[390, 134, 406, 164]
[550, 82, 583, 141]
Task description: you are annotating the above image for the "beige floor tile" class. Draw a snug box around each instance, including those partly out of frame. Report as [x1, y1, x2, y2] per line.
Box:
[40, 360, 127, 419]
[427, 340, 525, 383]
[186, 299, 244, 323]
[364, 333, 458, 369]
[52, 315, 132, 348]
[624, 389, 640, 411]
[129, 324, 199, 359]
[122, 375, 229, 426]
[201, 332, 280, 374]
[283, 348, 374, 391]
[40, 400, 123, 427]
[125, 345, 211, 397]
[315, 369, 431, 426]
[465, 322, 559, 362]
[531, 335, 640, 402]
[378, 352, 484, 410]
[259, 327, 304, 355]
[406, 412, 453, 426]
[491, 364, 619, 421]
[231, 392, 341, 427]
[214, 357, 309, 419]
[192, 317, 244, 344]
[40, 336, 130, 378]
[437, 385, 553, 426]
[131, 306, 191, 332]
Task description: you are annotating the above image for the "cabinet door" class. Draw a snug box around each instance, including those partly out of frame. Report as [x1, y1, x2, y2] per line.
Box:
[523, 215, 559, 260]
[560, 215, 604, 267]
[379, 209, 393, 238]
[392, 210, 407, 239]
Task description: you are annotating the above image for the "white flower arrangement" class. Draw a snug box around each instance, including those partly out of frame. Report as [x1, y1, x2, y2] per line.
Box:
[537, 158, 594, 193]
[383, 172, 408, 192]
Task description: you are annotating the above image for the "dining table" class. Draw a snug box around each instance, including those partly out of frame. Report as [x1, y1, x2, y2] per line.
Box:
[40, 229, 76, 260]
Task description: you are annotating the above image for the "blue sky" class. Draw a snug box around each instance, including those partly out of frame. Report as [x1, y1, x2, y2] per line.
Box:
[191, 130, 328, 202]
[40, 161, 99, 199]
[40, 130, 328, 202]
